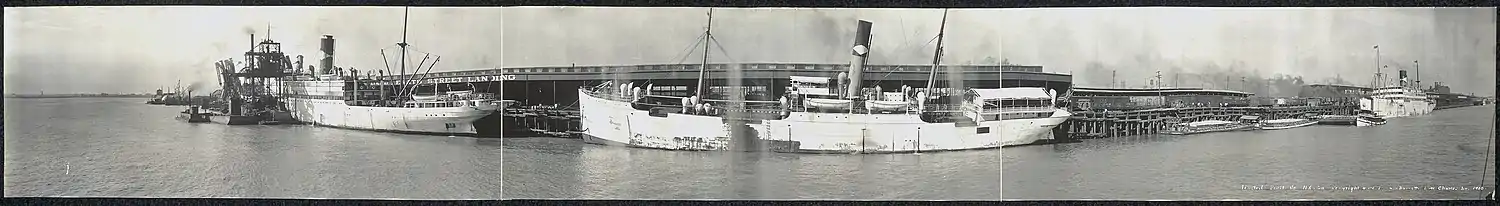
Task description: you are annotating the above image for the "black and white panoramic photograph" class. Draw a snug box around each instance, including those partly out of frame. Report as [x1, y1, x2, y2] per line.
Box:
[4, 7, 507, 199]
[991, 8, 1497, 200]
[4, 4, 1498, 203]
[500, 7, 1013, 200]
[498, 7, 1497, 200]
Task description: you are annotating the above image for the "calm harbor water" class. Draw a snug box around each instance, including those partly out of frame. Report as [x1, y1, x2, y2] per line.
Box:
[3, 98, 504, 199]
[501, 137, 1003, 200]
[6, 98, 1492, 200]
[504, 105, 1495, 200]
[1004, 105, 1496, 200]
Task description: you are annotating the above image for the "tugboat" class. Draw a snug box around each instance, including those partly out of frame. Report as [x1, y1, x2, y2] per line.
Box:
[177, 105, 211, 123]
[175, 90, 211, 123]
[1354, 109, 1386, 127]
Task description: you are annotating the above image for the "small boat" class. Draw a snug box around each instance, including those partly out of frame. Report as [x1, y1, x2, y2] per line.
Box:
[1163, 120, 1256, 135]
[1313, 115, 1357, 125]
[497, 100, 519, 108]
[864, 100, 909, 112]
[412, 94, 440, 101]
[176, 106, 211, 123]
[1355, 109, 1387, 127]
[1239, 115, 1263, 130]
[804, 97, 853, 110]
[1260, 118, 1318, 130]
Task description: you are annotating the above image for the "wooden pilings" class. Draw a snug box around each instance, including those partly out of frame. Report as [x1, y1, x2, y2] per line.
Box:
[1065, 104, 1357, 139]
[502, 106, 582, 138]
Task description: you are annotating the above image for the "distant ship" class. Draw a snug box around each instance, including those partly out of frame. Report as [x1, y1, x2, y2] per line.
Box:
[148, 82, 192, 105]
[1358, 70, 1434, 118]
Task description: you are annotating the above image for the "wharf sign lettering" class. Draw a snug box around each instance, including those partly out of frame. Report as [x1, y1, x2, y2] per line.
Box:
[414, 75, 520, 84]
[1128, 96, 1165, 107]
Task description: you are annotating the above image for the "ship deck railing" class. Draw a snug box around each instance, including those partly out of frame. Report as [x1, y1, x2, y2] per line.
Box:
[421, 92, 499, 102]
[982, 106, 1056, 114]
[586, 87, 996, 118]
[584, 89, 787, 118]
[783, 100, 984, 118]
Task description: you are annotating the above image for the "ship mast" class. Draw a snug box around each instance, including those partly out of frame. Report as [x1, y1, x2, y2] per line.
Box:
[398, 6, 411, 99]
[693, 8, 715, 99]
[922, 9, 950, 98]
[1372, 45, 1381, 89]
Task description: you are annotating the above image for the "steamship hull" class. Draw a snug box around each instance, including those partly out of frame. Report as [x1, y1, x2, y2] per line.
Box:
[751, 109, 1071, 153]
[1358, 96, 1434, 118]
[577, 89, 735, 150]
[284, 98, 495, 135]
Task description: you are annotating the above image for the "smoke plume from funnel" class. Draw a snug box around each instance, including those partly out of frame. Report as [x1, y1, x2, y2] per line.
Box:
[185, 81, 207, 94]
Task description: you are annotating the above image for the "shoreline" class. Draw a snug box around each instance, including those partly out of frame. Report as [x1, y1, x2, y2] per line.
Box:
[5, 95, 153, 99]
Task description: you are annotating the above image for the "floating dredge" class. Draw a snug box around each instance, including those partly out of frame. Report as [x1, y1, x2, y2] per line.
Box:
[207, 32, 300, 125]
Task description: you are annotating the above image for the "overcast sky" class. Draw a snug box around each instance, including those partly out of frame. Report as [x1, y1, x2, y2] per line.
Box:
[6, 7, 1495, 95]
[4, 7, 503, 94]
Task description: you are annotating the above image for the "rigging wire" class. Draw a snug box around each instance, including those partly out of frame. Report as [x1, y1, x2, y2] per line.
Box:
[1484, 103, 1496, 195]
[708, 36, 738, 63]
[673, 32, 710, 65]
[869, 15, 944, 90]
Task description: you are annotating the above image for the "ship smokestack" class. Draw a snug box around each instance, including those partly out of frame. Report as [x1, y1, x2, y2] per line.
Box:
[846, 20, 873, 99]
[295, 55, 305, 75]
[1399, 70, 1408, 87]
[321, 35, 336, 75]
